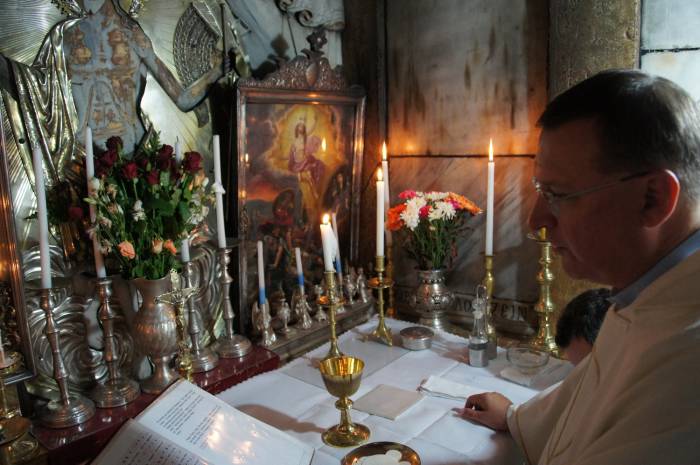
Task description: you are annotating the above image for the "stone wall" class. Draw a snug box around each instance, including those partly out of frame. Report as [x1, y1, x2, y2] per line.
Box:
[384, 0, 548, 330]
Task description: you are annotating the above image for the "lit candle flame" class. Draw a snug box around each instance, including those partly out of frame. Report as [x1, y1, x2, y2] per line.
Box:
[377, 167, 383, 181]
[322, 138, 327, 152]
[322, 213, 330, 224]
[489, 138, 494, 162]
[382, 141, 387, 161]
[245, 153, 249, 163]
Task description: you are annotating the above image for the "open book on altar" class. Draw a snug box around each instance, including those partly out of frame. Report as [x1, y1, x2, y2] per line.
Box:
[92, 379, 314, 465]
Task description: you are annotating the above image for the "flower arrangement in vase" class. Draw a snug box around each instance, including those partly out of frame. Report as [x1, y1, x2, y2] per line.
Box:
[386, 190, 482, 270]
[386, 190, 481, 328]
[85, 133, 213, 280]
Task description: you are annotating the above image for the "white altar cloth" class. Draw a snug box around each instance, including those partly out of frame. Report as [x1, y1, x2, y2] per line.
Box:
[217, 317, 542, 465]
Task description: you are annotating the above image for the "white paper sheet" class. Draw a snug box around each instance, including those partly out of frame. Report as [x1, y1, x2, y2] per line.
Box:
[92, 419, 206, 465]
[96, 380, 314, 465]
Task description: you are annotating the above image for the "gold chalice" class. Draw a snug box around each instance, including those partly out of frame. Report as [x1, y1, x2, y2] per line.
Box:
[319, 356, 371, 447]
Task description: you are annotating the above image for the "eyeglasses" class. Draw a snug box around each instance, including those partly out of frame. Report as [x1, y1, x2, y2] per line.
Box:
[532, 171, 650, 216]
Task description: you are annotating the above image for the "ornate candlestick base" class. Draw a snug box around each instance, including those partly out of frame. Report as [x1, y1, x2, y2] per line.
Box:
[38, 289, 95, 428]
[292, 288, 313, 330]
[182, 262, 219, 372]
[215, 247, 252, 358]
[318, 271, 344, 360]
[0, 416, 31, 463]
[0, 350, 38, 463]
[529, 228, 559, 356]
[481, 255, 498, 360]
[368, 255, 393, 346]
[90, 378, 140, 410]
[90, 278, 140, 408]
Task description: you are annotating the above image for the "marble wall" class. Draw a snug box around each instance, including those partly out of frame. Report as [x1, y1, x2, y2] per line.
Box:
[641, 0, 700, 100]
[385, 0, 548, 316]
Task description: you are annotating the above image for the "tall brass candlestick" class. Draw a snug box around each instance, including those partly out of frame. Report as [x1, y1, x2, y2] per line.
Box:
[386, 243, 395, 318]
[481, 254, 497, 359]
[38, 289, 95, 428]
[530, 228, 559, 355]
[318, 271, 344, 359]
[89, 278, 140, 408]
[182, 261, 219, 372]
[368, 255, 393, 346]
[215, 247, 252, 358]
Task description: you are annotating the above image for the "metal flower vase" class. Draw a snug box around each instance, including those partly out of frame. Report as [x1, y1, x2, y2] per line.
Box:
[131, 276, 179, 394]
[409, 269, 454, 330]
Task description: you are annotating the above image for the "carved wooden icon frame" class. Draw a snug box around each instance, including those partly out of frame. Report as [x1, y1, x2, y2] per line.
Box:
[232, 50, 366, 329]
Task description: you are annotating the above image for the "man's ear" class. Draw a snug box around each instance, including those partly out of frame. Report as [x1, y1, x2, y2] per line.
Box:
[641, 169, 681, 227]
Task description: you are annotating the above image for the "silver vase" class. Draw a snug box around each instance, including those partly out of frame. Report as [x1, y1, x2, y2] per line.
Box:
[131, 276, 179, 394]
[409, 269, 454, 330]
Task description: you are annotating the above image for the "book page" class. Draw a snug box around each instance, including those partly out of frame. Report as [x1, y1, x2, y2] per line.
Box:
[136, 380, 313, 465]
[92, 419, 208, 465]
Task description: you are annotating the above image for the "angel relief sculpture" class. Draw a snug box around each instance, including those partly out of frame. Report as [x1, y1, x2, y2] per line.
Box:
[0, 0, 233, 183]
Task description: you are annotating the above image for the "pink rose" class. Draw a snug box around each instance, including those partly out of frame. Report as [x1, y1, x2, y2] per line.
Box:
[163, 239, 177, 255]
[399, 190, 417, 200]
[152, 239, 163, 254]
[118, 241, 136, 260]
[419, 205, 430, 218]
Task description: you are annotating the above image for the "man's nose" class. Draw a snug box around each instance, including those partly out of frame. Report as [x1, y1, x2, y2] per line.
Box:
[528, 194, 556, 233]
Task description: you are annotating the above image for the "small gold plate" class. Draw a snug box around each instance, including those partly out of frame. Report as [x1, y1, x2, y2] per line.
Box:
[341, 441, 421, 465]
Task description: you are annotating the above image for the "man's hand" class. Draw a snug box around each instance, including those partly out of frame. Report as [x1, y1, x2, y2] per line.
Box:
[457, 392, 512, 432]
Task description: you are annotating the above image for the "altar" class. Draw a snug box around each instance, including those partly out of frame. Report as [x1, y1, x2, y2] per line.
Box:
[217, 317, 543, 465]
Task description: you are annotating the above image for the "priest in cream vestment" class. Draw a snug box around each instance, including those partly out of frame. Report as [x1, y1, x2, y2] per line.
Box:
[461, 70, 700, 465]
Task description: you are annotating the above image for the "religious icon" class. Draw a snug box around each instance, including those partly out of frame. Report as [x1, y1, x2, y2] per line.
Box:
[238, 96, 363, 314]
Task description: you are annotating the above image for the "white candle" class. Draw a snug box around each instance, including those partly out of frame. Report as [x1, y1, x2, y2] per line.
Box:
[382, 142, 392, 246]
[331, 212, 343, 278]
[376, 168, 385, 257]
[295, 247, 304, 289]
[486, 139, 495, 256]
[213, 135, 227, 249]
[32, 146, 51, 289]
[257, 240, 266, 305]
[320, 214, 335, 272]
[175, 139, 190, 262]
[85, 127, 107, 278]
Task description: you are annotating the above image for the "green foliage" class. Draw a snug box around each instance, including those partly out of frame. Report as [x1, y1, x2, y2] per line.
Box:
[86, 133, 213, 280]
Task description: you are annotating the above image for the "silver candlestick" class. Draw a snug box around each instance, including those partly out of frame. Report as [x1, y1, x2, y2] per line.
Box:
[292, 287, 313, 330]
[38, 288, 95, 428]
[215, 246, 252, 358]
[89, 278, 140, 408]
[182, 261, 219, 372]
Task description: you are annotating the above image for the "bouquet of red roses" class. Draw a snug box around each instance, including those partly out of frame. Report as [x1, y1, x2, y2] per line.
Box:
[85, 133, 213, 280]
